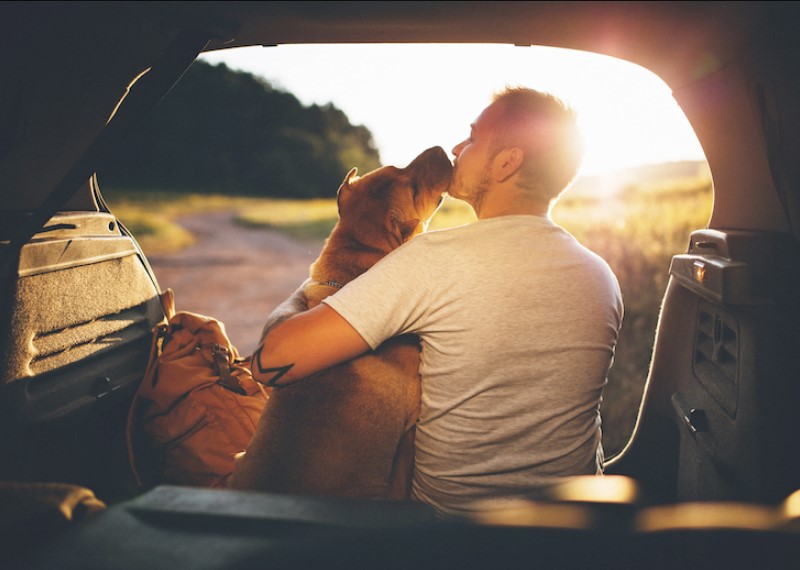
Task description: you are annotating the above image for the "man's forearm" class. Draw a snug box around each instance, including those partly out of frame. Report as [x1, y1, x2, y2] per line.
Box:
[251, 303, 370, 387]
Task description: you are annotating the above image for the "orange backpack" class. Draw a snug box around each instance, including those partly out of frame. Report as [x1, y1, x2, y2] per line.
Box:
[126, 290, 269, 489]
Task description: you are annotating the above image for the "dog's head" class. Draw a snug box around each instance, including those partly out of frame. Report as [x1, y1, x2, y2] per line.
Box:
[335, 146, 453, 251]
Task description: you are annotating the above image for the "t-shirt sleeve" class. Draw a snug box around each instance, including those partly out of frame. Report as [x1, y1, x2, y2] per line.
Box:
[321, 238, 432, 350]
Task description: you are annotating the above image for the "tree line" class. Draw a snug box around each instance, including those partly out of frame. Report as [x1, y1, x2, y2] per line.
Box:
[102, 60, 382, 198]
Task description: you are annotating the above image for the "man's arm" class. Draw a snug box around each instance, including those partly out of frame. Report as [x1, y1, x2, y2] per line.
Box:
[251, 303, 370, 387]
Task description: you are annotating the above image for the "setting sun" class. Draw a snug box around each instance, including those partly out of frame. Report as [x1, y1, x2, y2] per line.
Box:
[200, 43, 706, 176]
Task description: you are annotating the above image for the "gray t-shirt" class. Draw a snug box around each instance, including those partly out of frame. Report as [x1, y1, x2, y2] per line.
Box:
[323, 215, 623, 517]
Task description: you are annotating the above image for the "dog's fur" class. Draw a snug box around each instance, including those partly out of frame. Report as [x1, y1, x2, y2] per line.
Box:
[230, 146, 452, 499]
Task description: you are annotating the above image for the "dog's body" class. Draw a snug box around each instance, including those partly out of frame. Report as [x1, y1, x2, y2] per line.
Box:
[230, 146, 452, 499]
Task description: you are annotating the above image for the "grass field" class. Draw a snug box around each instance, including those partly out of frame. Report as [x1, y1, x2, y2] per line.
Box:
[105, 171, 712, 456]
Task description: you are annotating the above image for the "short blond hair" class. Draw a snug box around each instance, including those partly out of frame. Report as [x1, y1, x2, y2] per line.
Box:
[490, 87, 584, 204]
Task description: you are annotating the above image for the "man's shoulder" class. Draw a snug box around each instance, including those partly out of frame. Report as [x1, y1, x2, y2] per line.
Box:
[408, 223, 478, 248]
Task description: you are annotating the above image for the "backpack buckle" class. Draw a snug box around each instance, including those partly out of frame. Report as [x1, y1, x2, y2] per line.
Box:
[211, 343, 247, 395]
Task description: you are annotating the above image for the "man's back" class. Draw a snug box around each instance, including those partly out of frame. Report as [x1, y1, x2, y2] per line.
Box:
[324, 214, 624, 517]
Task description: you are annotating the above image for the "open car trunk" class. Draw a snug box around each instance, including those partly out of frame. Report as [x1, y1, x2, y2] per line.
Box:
[2, 2, 800, 568]
[0, 3, 216, 503]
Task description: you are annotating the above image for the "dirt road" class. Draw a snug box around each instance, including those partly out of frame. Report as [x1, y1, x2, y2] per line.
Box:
[146, 211, 324, 356]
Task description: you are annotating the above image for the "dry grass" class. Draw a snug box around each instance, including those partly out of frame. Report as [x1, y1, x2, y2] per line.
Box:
[104, 189, 268, 254]
[235, 198, 340, 240]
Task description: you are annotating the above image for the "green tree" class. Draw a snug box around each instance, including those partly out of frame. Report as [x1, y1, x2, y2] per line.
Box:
[103, 61, 381, 198]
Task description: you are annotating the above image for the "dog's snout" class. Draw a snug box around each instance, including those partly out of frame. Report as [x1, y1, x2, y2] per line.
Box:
[428, 146, 452, 166]
[406, 147, 453, 191]
[429, 147, 455, 174]
[411, 146, 452, 168]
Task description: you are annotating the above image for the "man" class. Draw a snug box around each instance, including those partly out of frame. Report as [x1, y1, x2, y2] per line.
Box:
[252, 87, 624, 518]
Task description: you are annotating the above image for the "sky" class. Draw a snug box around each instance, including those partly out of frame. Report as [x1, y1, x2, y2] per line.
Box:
[200, 43, 706, 177]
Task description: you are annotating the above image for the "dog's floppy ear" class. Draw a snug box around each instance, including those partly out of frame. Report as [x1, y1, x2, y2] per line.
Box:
[390, 216, 420, 245]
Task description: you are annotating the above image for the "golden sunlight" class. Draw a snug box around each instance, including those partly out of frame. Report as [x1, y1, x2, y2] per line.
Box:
[200, 44, 706, 176]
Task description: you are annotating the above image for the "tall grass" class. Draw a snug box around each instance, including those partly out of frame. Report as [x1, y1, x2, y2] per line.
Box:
[105, 173, 713, 456]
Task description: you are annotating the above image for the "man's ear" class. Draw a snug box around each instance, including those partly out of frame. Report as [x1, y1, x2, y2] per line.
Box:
[390, 216, 420, 246]
[491, 147, 523, 182]
[337, 167, 359, 208]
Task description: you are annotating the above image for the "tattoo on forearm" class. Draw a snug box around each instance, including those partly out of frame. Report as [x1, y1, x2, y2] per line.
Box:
[252, 345, 295, 387]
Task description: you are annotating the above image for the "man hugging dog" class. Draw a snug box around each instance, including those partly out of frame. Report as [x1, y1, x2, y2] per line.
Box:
[236, 87, 623, 520]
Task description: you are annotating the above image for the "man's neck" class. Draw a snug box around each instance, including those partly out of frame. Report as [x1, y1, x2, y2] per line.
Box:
[475, 188, 550, 219]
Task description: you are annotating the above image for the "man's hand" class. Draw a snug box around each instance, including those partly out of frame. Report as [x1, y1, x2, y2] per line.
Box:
[251, 304, 370, 387]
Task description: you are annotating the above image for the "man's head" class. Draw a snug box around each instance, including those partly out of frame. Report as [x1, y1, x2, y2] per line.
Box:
[448, 87, 583, 217]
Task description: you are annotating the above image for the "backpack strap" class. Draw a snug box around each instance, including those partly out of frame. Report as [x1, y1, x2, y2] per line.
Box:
[125, 288, 176, 487]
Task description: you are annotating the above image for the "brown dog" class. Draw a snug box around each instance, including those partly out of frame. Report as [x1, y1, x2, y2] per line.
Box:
[229, 146, 452, 499]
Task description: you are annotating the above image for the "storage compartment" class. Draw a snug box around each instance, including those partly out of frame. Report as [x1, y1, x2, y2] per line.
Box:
[0, 212, 165, 502]
[666, 229, 800, 503]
